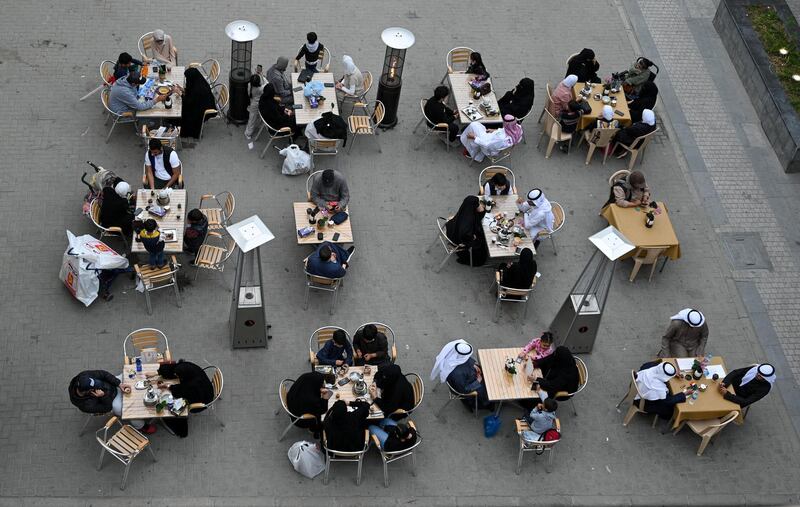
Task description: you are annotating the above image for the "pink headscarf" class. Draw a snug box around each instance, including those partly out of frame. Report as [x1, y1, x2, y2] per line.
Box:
[503, 115, 523, 145]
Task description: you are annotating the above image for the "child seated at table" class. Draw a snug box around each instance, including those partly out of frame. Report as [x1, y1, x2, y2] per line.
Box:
[139, 219, 165, 268]
[518, 331, 555, 362]
[522, 398, 558, 442]
[369, 419, 418, 452]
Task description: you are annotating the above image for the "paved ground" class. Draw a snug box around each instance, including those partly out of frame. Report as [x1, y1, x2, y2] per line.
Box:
[1, 0, 799, 505]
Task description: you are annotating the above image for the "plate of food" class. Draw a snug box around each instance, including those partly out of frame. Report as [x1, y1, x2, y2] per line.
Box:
[156, 85, 171, 96]
[162, 229, 177, 242]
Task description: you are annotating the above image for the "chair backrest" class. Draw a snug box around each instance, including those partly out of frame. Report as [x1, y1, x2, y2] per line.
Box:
[446, 380, 474, 397]
[631, 369, 649, 400]
[319, 47, 332, 72]
[633, 246, 668, 264]
[627, 127, 659, 150]
[259, 110, 291, 136]
[372, 100, 386, 126]
[446, 47, 474, 73]
[89, 199, 106, 230]
[206, 59, 221, 82]
[542, 109, 562, 139]
[608, 169, 631, 187]
[405, 373, 424, 411]
[124, 328, 169, 364]
[550, 202, 565, 234]
[305, 262, 343, 286]
[574, 357, 588, 395]
[203, 365, 224, 403]
[565, 52, 579, 67]
[479, 166, 516, 194]
[436, 216, 460, 251]
[355, 322, 396, 359]
[362, 71, 373, 96]
[707, 410, 739, 434]
[419, 99, 449, 130]
[138, 32, 154, 59]
[545, 82, 553, 104]
[588, 127, 619, 147]
[213, 83, 229, 111]
[100, 60, 115, 85]
[323, 429, 369, 456]
[100, 87, 115, 116]
[310, 138, 342, 154]
[138, 259, 180, 286]
[306, 170, 323, 199]
[278, 379, 304, 418]
[310, 326, 351, 354]
[648, 63, 659, 82]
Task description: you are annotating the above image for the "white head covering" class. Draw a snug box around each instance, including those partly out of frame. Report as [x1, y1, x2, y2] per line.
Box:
[342, 55, 356, 75]
[741, 363, 776, 386]
[670, 308, 705, 328]
[153, 29, 165, 42]
[527, 188, 544, 206]
[642, 109, 655, 126]
[306, 40, 320, 53]
[602, 105, 614, 121]
[562, 74, 578, 87]
[114, 181, 130, 198]
[430, 339, 473, 383]
[634, 362, 676, 401]
[520, 188, 553, 231]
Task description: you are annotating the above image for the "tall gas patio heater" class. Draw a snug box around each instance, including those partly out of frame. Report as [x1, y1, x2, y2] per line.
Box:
[376, 27, 415, 129]
[225, 20, 259, 124]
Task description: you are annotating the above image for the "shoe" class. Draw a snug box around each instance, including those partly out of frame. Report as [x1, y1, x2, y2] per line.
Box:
[346, 246, 355, 256]
[462, 148, 472, 160]
[244, 133, 252, 140]
[101, 292, 114, 302]
[140, 424, 157, 435]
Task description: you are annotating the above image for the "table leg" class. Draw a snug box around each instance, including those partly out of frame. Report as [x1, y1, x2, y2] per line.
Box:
[659, 256, 669, 273]
[494, 401, 504, 417]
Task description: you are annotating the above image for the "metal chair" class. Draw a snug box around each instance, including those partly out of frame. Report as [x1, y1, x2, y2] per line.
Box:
[437, 380, 478, 419]
[88, 199, 129, 253]
[306, 170, 323, 201]
[372, 420, 422, 487]
[278, 378, 320, 441]
[536, 202, 565, 255]
[553, 356, 588, 416]
[303, 254, 349, 315]
[188, 58, 221, 84]
[123, 328, 171, 366]
[388, 373, 424, 420]
[198, 83, 229, 139]
[187, 366, 224, 426]
[537, 83, 553, 123]
[615, 127, 659, 170]
[138, 31, 178, 64]
[629, 246, 669, 282]
[516, 106, 534, 144]
[469, 140, 514, 166]
[100, 60, 116, 86]
[354, 322, 398, 363]
[565, 52, 580, 66]
[673, 410, 738, 456]
[617, 369, 659, 427]
[193, 230, 238, 281]
[78, 411, 112, 437]
[141, 124, 180, 149]
[492, 271, 540, 322]
[309, 326, 352, 367]
[440, 47, 474, 83]
[347, 101, 384, 154]
[412, 99, 451, 152]
[96, 416, 157, 490]
[309, 138, 343, 169]
[515, 418, 561, 474]
[254, 110, 293, 159]
[198, 191, 235, 230]
[322, 429, 370, 485]
[133, 255, 182, 315]
[578, 127, 619, 165]
[100, 87, 137, 142]
[537, 109, 572, 158]
[295, 46, 332, 73]
[478, 166, 517, 195]
[427, 216, 471, 272]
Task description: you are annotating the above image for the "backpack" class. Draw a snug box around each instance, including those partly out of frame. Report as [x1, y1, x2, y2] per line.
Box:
[541, 428, 561, 442]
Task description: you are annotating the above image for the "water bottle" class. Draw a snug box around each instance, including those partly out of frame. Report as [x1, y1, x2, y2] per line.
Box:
[135, 357, 142, 373]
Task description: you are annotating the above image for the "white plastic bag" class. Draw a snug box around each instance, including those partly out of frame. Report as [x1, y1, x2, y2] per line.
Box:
[279, 144, 311, 176]
[59, 230, 129, 306]
[287, 441, 325, 479]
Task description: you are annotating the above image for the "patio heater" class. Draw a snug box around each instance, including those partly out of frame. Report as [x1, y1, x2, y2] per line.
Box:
[227, 215, 274, 349]
[225, 20, 260, 125]
[376, 27, 415, 129]
[549, 226, 635, 353]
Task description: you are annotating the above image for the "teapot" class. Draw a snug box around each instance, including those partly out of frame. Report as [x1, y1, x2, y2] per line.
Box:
[143, 387, 158, 407]
[157, 189, 170, 206]
[352, 380, 368, 397]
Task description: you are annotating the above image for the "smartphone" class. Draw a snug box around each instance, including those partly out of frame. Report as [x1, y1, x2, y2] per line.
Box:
[530, 381, 539, 391]
[332, 232, 340, 241]
[292, 86, 302, 92]
[337, 377, 350, 386]
[317, 232, 324, 241]
[515, 246, 523, 254]
[614, 109, 624, 116]
[292, 104, 303, 109]
[324, 82, 335, 88]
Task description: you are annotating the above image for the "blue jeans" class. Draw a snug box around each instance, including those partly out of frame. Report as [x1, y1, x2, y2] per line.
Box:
[148, 251, 165, 267]
[368, 418, 398, 449]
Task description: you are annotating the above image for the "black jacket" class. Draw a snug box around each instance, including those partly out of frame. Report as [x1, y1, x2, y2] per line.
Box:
[615, 122, 656, 147]
[383, 425, 418, 453]
[353, 329, 389, 365]
[69, 370, 120, 414]
[424, 99, 455, 127]
[723, 367, 771, 408]
[99, 187, 133, 236]
[372, 364, 415, 416]
[534, 347, 580, 398]
[158, 361, 214, 409]
[324, 400, 370, 451]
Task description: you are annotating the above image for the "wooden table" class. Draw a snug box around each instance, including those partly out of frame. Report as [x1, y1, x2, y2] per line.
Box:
[448, 73, 502, 124]
[132, 189, 187, 253]
[665, 356, 743, 430]
[293, 202, 353, 245]
[481, 195, 537, 259]
[120, 363, 186, 420]
[323, 366, 384, 420]
[601, 202, 680, 262]
[137, 65, 185, 119]
[572, 82, 632, 131]
[478, 347, 542, 414]
[290, 73, 340, 126]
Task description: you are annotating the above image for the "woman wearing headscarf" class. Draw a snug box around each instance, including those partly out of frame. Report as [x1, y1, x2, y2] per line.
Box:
[628, 81, 658, 122]
[613, 109, 656, 157]
[445, 195, 488, 266]
[336, 55, 365, 98]
[605, 170, 651, 209]
[286, 371, 331, 434]
[719, 363, 775, 408]
[150, 29, 177, 65]
[517, 188, 554, 246]
[549, 75, 578, 118]
[258, 83, 299, 136]
[424, 85, 460, 143]
[498, 77, 535, 119]
[531, 346, 580, 399]
[596, 105, 619, 130]
[369, 364, 415, 418]
[99, 182, 134, 237]
[179, 67, 216, 138]
[623, 57, 655, 95]
[634, 360, 685, 419]
[466, 52, 490, 80]
[323, 399, 370, 451]
[149, 359, 214, 437]
[658, 308, 709, 358]
[566, 48, 600, 83]
[460, 115, 523, 162]
[498, 247, 537, 291]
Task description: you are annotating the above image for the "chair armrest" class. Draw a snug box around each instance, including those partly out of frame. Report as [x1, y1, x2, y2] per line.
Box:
[124, 356, 131, 365]
[391, 409, 407, 418]
[121, 112, 135, 118]
[554, 390, 570, 399]
[371, 434, 381, 447]
[164, 349, 172, 362]
[188, 402, 207, 411]
[203, 109, 217, 116]
[363, 429, 370, 445]
[435, 122, 450, 129]
[447, 65, 455, 74]
[106, 226, 123, 234]
[555, 418, 561, 432]
[391, 344, 397, 362]
[278, 127, 293, 133]
[207, 231, 222, 238]
[199, 194, 215, 200]
[105, 416, 119, 428]
[300, 413, 317, 421]
[495, 271, 501, 283]
[408, 421, 416, 431]
[467, 391, 479, 397]
[309, 350, 316, 364]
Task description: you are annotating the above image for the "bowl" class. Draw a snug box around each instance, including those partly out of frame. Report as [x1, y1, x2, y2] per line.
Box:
[156, 85, 171, 96]
[602, 96, 611, 104]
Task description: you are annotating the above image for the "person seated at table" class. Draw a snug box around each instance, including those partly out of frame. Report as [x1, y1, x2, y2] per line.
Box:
[558, 99, 583, 136]
[69, 370, 153, 433]
[266, 56, 293, 106]
[566, 48, 600, 83]
[146, 360, 213, 437]
[305, 111, 348, 145]
[521, 398, 558, 442]
[596, 105, 619, 130]
[149, 29, 177, 65]
[144, 138, 182, 189]
[483, 173, 511, 196]
[368, 419, 417, 452]
[258, 83, 299, 136]
[294, 32, 326, 72]
[445, 195, 488, 267]
[530, 346, 580, 400]
[629, 81, 658, 123]
[316, 329, 354, 367]
[310, 169, 350, 212]
[286, 371, 331, 436]
[622, 57, 655, 95]
[517, 188, 554, 247]
[324, 399, 371, 451]
[335, 55, 364, 99]
[109, 71, 166, 115]
[634, 360, 685, 419]
[183, 209, 208, 260]
[498, 247, 537, 294]
[460, 115, 523, 162]
[353, 324, 389, 366]
[369, 364, 414, 417]
[99, 181, 134, 237]
[719, 363, 775, 408]
[613, 109, 656, 158]
[498, 77, 535, 119]
[113, 52, 146, 81]
[657, 308, 708, 358]
[306, 241, 354, 279]
[518, 331, 555, 362]
[424, 86, 460, 143]
[179, 67, 216, 139]
[466, 52, 490, 80]
[604, 170, 651, 209]
[431, 339, 492, 411]
[548, 74, 578, 118]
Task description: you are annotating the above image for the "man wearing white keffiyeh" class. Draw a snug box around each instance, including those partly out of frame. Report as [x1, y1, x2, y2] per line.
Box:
[657, 308, 709, 358]
[719, 363, 775, 408]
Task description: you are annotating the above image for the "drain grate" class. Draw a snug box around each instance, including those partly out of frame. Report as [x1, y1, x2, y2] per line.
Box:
[720, 232, 773, 271]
